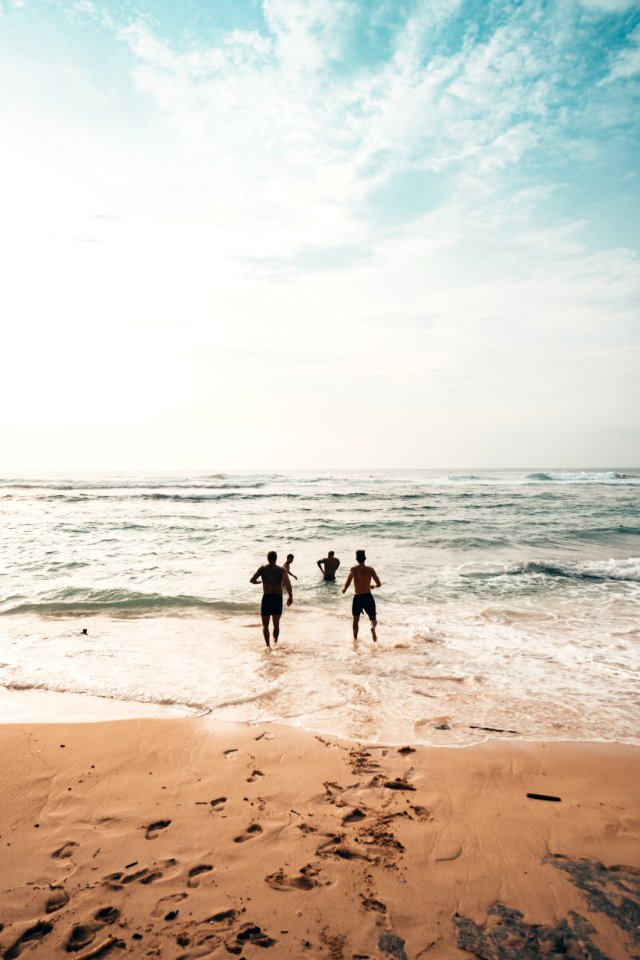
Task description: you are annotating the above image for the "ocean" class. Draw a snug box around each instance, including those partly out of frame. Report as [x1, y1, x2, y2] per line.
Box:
[1, 469, 639, 745]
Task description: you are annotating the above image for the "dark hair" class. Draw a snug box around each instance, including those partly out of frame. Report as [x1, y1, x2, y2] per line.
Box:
[356, 549, 366, 563]
[267, 550, 277, 563]
[287, 553, 294, 561]
[328, 550, 334, 557]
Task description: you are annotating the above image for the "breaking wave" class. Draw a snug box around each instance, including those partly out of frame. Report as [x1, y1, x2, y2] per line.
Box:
[0, 589, 256, 617]
[462, 557, 640, 583]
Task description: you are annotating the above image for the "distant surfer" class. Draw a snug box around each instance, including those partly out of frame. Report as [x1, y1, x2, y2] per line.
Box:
[317, 550, 340, 581]
[284, 553, 298, 580]
[250, 551, 293, 648]
[342, 549, 381, 642]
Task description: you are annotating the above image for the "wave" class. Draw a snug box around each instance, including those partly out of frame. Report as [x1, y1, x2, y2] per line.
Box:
[0, 588, 257, 617]
[572, 525, 640, 541]
[448, 474, 481, 481]
[461, 557, 640, 583]
[526, 471, 639, 484]
[0, 475, 272, 492]
[1, 679, 209, 716]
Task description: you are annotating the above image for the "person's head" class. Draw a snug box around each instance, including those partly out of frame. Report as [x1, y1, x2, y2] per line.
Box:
[328, 550, 334, 558]
[267, 550, 277, 564]
[356, 549, 366, 563]
[287, 553, 294, 562]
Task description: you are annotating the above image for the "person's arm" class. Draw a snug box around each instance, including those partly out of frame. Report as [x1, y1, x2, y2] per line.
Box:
[288, 571, 298, 580]
[370, 567, 381, 588]
[282, 569, 294, 605]
[250, 567, 263, 584]
[342, 570, 353, 594]
[317, 558, 325, 573]
[335, 559, 341, 571]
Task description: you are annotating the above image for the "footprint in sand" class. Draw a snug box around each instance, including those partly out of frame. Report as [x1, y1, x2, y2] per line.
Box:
[104, 859, 175, 889]
[383, 779, 416, 792]
[145, 819, 171, 840]
[362, 896, 387, 913]
[187, 864, 214, 888]
[246, 769, 265, 783]
[227, 922, 276, 951]
[151, 892, 188, 917]
[233, 823, 263, 843]
[266, 864, 321, 892]
[65, 923, 100, 953]
[316, 835, 371, 862]
[210, 796, 227, 809]
[52, 841, 78, 859]
[342, 808, 367, 825]
[4, 921, 53, 960]
[94, 907, 120, 924]
[45, 886, 69, 913]
[410, 805, 432, 822]
[206, 908, 237, 924]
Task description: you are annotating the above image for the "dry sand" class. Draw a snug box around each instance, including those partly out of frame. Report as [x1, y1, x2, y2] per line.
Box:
[0, 716, 638, 959]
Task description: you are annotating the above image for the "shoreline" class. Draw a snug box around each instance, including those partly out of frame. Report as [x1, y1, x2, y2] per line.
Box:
[1, 714, 638, 959]
[2, 684, 639, 750]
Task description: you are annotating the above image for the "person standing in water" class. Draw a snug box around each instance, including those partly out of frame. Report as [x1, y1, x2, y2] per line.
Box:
[342, 549, 381, 641]
[250, 551, 293, 648]
[284, 553, 298, 580]
[317, 550, 340, 580]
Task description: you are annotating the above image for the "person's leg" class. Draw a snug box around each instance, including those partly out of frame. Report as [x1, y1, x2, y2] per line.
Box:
[272, 615, 281, 643]
[261, 614, 271, 647]
[364, 594, 377, 642]
[352, 615, 359, 639]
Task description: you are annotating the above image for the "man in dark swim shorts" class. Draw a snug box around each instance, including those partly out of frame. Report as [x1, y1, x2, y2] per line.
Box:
[250, 550, 293, 648]
[317, 550, 340, 580]
[342, 549, 381, 642]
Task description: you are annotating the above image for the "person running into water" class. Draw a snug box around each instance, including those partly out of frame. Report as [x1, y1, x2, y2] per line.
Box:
[342, 549, 381, 641]
[317, 550, 340, 580]
[284, 553, 298, 580]
[250, 551, 293, 648]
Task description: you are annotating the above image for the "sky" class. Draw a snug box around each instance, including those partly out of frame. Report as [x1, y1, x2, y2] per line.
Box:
[1, 0, 639, 470]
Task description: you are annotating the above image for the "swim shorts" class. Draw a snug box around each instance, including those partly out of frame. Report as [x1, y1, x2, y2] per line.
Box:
[261, 594, 283, 617]
[352, 592, 376, 620]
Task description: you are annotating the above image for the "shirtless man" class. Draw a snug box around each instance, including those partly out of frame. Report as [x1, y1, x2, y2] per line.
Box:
[284, 554, 298, 580]
[342, 549, 381, 641]
[250, 551, 293, 648]
[317, 550, 340, 581]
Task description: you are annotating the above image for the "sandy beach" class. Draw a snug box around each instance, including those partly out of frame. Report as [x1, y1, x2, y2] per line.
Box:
[1, 713, 638, 959]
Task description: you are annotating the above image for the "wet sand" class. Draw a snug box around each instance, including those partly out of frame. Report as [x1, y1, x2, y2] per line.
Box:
[0, 716, 639, 959]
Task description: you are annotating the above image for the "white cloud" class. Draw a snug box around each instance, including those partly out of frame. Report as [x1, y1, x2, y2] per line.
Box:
[604, 24, 640, 81]
[581, 0, 639, 11]
[0, 0, 638, 468]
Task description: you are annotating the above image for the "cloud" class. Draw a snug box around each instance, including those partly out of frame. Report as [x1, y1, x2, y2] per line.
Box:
[581, 0, 639, 11]
[1, 0, 638, 467]
[604, 24, 640, 81]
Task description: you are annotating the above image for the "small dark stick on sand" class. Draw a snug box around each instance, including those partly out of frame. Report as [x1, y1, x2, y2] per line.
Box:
[526, 793, 561, 802]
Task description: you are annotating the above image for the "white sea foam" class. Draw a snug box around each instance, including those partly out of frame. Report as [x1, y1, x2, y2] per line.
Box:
[0, 469, 638, 744]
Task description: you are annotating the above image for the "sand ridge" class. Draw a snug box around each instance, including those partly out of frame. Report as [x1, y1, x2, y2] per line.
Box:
[0, 717, 639, 959]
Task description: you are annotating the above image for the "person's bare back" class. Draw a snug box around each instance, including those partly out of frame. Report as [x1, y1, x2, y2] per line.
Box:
[350, 563, 379, 595]
[317, 551, 340, 580]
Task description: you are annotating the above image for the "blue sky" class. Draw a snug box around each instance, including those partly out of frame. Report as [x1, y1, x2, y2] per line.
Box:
[1, 0, 639, 468]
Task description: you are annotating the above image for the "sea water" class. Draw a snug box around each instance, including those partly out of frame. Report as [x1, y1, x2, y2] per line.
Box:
[0, 469, 638, 744]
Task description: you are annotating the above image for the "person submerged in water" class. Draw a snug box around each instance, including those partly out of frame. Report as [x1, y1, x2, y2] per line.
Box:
[250, 551, 293, 648]
[283, 553, 298, 580]
[342, 549, 381, 642]
[317, 550, 340, 580]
